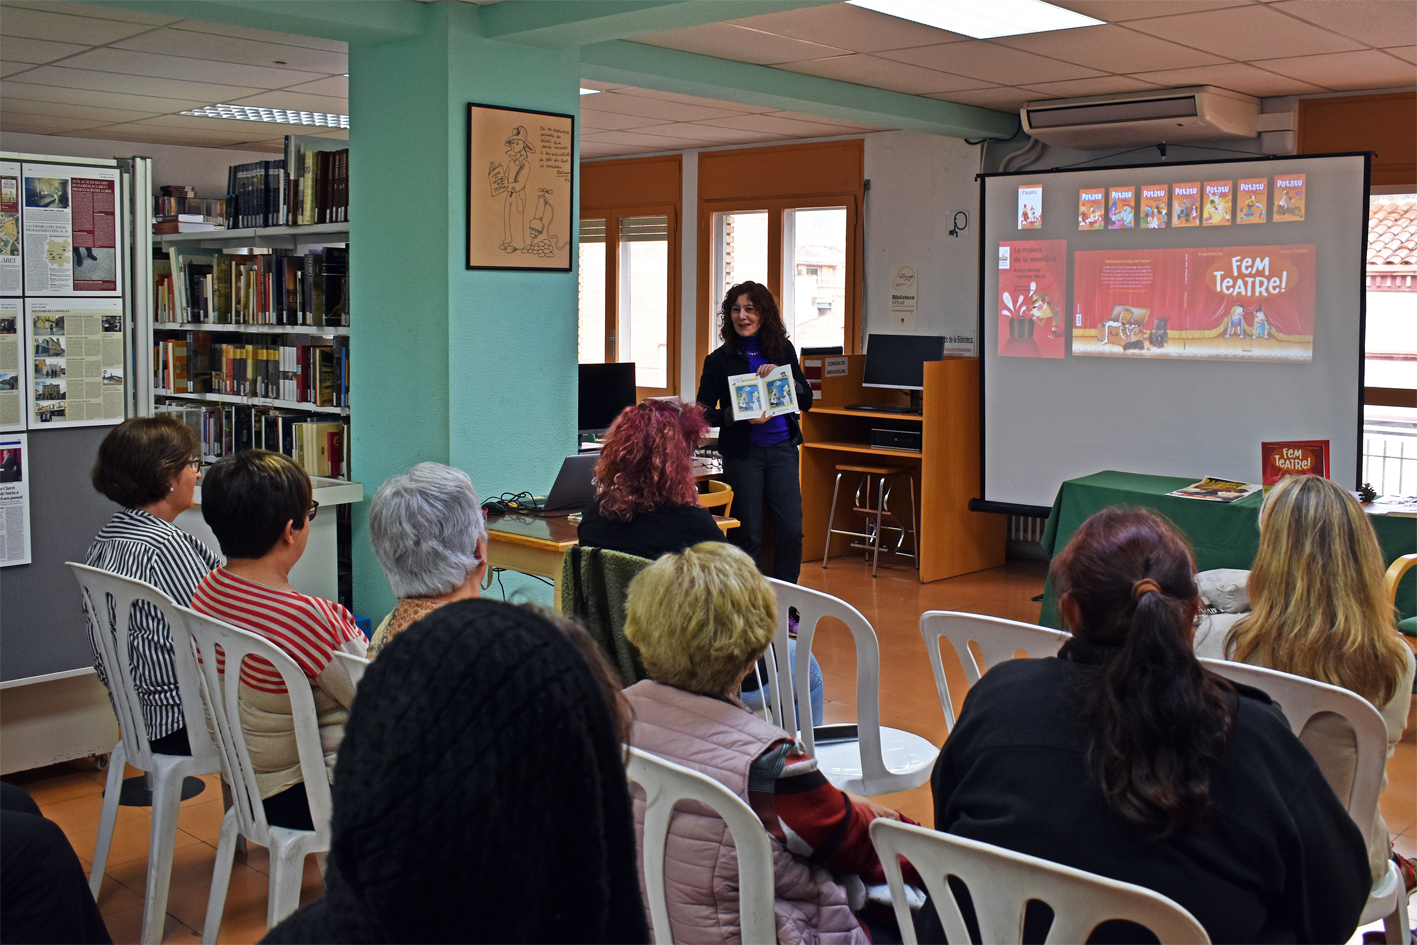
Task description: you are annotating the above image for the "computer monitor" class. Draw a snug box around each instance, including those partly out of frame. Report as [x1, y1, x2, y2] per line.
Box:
[578, 362, 637, 435]
[862, 334, 945, 391]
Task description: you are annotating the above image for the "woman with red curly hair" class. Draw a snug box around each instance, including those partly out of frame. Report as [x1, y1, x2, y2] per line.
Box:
[577, 400, 726, 561]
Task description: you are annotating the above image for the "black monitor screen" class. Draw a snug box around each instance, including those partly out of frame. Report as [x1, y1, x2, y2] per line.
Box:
[862, 334, 945, 390]
[578, 362, 637, 433]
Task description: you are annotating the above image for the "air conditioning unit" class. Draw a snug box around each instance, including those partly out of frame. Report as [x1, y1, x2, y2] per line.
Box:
[1020, 86, 1259, 149]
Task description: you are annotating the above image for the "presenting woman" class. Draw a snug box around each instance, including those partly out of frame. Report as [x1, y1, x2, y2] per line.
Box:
[86, 416, 221, 756]
[924, 506, 1370, 943]
[695, 281, 812, 583]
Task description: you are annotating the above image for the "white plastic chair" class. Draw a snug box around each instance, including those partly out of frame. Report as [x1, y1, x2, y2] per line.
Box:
[919, 611, 1071, 731]
[332, 650, 370, 688]
[68, 562, 224, 945]
[765, 580, 938, 796]
[870, 819, 1211, 945]
[624, 747, 776, 945]
[176, 606, 334, 942]
[1198, 658, 1410, 944]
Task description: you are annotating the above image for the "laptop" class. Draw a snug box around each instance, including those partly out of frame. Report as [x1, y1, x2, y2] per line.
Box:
[540, 453, 599, 514]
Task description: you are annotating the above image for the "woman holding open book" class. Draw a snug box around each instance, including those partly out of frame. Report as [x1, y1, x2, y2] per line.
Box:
[695, 281, 813, 583]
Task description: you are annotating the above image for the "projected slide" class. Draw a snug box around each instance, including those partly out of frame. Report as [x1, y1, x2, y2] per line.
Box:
[997, 240, 1067, 359]
[1071, 244, 1316, 361]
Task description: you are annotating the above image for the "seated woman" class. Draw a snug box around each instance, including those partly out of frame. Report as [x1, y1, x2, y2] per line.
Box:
[925, 506, 1370, 944]
[622, 541, 912, 945]
[582, 401, 822, 724]
[366, 462, 488, 657]
[86, 416, 221, 756]
[263, 599, 647, 944]
[1209, 475, 1415, 886]
[191, 450, 366, 830]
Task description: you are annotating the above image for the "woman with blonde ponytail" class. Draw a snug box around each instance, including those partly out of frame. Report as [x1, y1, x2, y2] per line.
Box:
[921, 506, 1369, 944]
[1226, 474, 1415, 884]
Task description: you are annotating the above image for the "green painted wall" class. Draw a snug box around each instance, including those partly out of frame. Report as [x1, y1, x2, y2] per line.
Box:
[349, 2, 579, 618]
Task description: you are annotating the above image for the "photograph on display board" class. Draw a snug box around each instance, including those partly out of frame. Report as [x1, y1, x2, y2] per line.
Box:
[0, 297, 22, 432]
[997, 240, 1067, 359]
[0, 161, 20, 296]
[0, 432, 31, 567]
[1070, 244, 1316, 361]
[24, 297, 125, 427]
[19, 162, 123, 296]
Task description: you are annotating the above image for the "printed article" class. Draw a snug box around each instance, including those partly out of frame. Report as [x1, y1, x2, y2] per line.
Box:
[0, 432, 30, 567]
[0, 298, 21, 431]
[0, 161, 20, 296]
[27, 297, 126, 427]
[21, 162, 123, 296]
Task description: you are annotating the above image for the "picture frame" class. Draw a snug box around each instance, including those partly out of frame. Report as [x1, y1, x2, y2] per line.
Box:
[466, 102, 575, 272]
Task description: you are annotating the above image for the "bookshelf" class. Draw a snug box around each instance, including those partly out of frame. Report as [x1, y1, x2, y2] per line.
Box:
[800, 354, 1005, 583]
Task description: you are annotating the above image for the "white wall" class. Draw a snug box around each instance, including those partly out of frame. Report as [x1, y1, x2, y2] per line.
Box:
[0, 131, 276, 198]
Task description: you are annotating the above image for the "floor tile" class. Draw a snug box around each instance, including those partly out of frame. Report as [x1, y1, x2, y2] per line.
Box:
[99, 901, 200, 945]
[105, 840, 221, 898]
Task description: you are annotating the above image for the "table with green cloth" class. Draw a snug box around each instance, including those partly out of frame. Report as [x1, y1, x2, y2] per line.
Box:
[1039, 470, 1416, 629]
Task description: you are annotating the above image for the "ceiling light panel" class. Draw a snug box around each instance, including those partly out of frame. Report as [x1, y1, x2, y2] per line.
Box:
[846, 0, 1103, 39]
[180, 103, 348, 128]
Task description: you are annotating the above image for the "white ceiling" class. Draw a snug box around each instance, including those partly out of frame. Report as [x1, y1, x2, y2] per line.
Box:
[1, 0, 1413, 158]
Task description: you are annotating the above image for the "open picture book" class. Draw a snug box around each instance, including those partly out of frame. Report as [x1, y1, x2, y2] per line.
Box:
[728, 365, 798, 423]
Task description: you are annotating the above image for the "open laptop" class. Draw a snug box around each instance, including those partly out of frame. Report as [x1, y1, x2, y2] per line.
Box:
[540, 453, 599, 514]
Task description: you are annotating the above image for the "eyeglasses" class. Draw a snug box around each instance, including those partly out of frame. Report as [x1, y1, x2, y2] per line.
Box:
[187, 458, 201, 470]
[306, 500, 320, 522]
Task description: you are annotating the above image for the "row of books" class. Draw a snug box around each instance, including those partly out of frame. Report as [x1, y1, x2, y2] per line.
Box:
[157, 402, 347, 479]
[154, 247, 348, 327]
[154, 334, 349, 407]
[285, 136, 349, 226]
[226, 159, 288, 230]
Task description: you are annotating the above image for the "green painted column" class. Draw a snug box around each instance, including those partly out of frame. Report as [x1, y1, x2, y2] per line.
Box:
[349, 2, 580, 618]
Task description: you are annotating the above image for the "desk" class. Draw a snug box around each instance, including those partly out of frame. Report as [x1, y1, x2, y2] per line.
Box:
[1039, 471, 1416, 628]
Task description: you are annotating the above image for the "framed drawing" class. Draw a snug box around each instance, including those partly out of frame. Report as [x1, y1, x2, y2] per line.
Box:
[467, 103, 574, 272]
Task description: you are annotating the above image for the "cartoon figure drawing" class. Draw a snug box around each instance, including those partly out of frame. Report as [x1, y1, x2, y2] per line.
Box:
[735, 384, 761, 415]
[492, 126, 534, 253]
[766, 376, 791, 410]
[1030, 290, 1063, 338]
[1251, 305, 1270, 339]
[44, 237, 71, 268]
[1223, 303, 1247, 338]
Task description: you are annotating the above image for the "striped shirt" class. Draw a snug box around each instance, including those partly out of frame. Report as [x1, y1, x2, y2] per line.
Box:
[190, 568, 364, 695]
[84, 508, 222, 741]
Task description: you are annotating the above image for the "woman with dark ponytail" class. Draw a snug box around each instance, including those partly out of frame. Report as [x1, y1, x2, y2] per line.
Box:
[921, 507, 1370, 944]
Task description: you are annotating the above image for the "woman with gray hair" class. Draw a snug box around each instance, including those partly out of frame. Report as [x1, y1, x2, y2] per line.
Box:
[367, 462, 488, 657]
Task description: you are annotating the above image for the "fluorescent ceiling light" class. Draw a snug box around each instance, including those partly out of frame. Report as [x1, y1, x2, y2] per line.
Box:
[580, 88, 600, 95]
[847, 0, 1102, 38]
[180, 104, 349, 129]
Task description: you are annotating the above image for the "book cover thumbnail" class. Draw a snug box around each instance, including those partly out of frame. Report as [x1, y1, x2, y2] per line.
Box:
[1078, 188, 1104, 231]
[1140, 185, 1168, 228]
[1167, 477, 1262, 503]
[1108, 186, 1135, 229]
[1274, 174, 1306, 222]
[1237, 178, 1268, 224]
[1018, 185, 1042, 229]
[1172, 183, 1200, 227]
[1204, 181, 1233, 226]
[1261, 439, 1329, 489]
[998, 240, 1067, 360]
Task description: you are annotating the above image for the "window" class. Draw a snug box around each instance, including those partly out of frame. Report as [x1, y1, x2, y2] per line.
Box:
[580, 156, 682, 398]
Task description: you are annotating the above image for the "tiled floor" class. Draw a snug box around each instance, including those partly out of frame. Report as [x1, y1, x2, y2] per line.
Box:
[8, 553, 1415, 943]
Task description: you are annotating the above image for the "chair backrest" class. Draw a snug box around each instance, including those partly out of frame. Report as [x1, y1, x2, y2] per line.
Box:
[919, 611, 1071, 731]
[1385, 553, 1415, 607]
[560, 545, 654, 687]
[176, 605, 334, 847]
[698, 480, 734, 518]
[1198, 658, 1388, 843]
[624, 747, 776, 945]
[765, 579, 896, 780]
[870, 820, 1210, 945]
[66, 562, 221, 772]
[333, 651, 370, 688]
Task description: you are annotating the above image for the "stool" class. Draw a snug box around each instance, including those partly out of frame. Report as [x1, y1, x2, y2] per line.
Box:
[822, 464, 918, 578]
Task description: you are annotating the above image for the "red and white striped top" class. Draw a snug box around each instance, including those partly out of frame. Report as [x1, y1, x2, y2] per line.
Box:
[191, 568, 364, 695]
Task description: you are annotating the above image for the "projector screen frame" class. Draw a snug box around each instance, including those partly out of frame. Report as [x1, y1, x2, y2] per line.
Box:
[974, 151, 1372, 516]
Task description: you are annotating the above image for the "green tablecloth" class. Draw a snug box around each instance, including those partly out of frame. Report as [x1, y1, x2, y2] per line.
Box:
[1039, 470, 1417, 629]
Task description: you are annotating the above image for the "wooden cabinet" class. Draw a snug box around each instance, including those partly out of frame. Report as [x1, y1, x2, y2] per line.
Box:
[800, 354, 1004, 582]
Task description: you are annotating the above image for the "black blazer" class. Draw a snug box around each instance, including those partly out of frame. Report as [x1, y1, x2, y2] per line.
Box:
[695, 340, 813, 460]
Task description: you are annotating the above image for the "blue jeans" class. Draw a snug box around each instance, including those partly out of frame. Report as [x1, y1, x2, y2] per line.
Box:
[740, 640, 825, 728]
[722, 441, 803, 582]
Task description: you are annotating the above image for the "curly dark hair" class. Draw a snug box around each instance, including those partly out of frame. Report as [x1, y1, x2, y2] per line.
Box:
[718, 281, 791, 363]
[593, 400, 708, 522]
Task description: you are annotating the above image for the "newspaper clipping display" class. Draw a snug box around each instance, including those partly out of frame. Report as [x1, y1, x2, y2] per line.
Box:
[21, 162, 123, 297]
[0, 161, 20, 297]
[0, 298, 22, 432]
[27, 297, 125, 427]
[0, 432, 30, 567]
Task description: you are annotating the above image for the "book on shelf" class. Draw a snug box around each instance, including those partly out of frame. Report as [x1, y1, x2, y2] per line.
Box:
[161, 247, 348, 328]
[153, 334, 348, 406]
[225, 159, 287, 230]
[157, 398, 350, 480]
[153, 258, 175, 321]
[283, 135, 349, 227]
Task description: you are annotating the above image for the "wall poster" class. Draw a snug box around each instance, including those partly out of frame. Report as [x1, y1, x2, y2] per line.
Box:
[26, 297, 126, 427]
[0, 161, 20, 297]
[0, 298, 22, 432]
[466, 103, 574, 272]
[21, 162, 123, 297]
[0, 431, 30, 567]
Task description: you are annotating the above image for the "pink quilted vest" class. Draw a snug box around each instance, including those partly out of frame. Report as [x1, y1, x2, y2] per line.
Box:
[623, 680, 868, 945]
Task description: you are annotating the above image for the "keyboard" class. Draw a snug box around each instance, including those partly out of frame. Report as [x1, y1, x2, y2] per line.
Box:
[844, 403, 921, 415]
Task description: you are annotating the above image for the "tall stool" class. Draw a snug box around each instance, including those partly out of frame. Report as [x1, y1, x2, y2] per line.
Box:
[822, 464, 918, 577]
